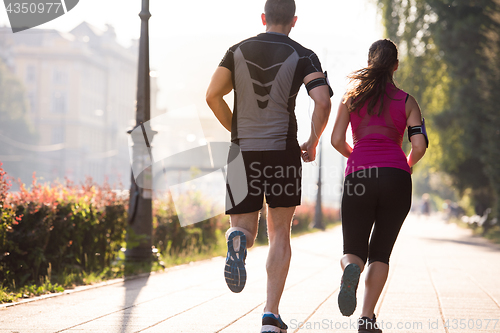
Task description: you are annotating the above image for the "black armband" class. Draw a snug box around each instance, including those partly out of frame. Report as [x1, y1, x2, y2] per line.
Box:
[408, 118, 429, 148]
[305, 71, 334, 97]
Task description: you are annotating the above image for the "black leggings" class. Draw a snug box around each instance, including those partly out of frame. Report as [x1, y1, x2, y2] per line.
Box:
[341, 167, 412, 265]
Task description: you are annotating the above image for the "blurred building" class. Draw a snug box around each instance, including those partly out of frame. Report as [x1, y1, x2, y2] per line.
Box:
[0, 21, 231, 192]
[0, 22, 141, 188]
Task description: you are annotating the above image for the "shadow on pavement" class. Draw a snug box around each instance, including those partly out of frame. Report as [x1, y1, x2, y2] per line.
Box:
[121, 261, 152, 333]
[422, 237, 500, 251]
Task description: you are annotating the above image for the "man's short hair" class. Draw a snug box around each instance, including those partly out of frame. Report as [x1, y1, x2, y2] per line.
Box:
[264, 0, 296, 26]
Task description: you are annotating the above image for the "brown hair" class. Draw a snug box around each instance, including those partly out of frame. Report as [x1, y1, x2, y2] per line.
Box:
[264, 0, 296, 26]
[345, 39, 399, 115]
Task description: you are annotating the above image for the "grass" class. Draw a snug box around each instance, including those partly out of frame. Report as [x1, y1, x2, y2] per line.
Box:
[0, 279, 64, 304]
[479, 225, 500, 244]
[161, 241, 227, 268]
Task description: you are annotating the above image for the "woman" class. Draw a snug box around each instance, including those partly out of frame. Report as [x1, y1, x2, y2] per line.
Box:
[331, 39, 427, 333]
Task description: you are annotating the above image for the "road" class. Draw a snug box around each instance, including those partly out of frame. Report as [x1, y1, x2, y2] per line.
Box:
[1, 214, 500, 332]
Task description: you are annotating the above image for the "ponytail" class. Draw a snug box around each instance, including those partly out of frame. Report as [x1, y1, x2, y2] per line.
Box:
[345, 39, 399, 116]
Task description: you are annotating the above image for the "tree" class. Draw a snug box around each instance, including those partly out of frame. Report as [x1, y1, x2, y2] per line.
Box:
[377, 0, 500, 217]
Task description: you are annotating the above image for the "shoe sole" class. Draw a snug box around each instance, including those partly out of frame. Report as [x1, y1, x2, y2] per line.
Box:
[358, 329, 382, 333]
[338, 263, 361, 316]
[224, 231, 247, 293]
[261, 326, 287, 333]
[262, 314, 288, 333]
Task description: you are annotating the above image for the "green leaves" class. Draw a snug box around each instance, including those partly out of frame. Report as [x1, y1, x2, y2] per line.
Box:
[377, 0, 500, 217]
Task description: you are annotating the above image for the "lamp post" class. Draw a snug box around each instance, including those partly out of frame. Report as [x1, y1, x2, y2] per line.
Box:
[126, 0, 153, 261]
[313, 48, 328, 230]
[313, 138, 325, 230]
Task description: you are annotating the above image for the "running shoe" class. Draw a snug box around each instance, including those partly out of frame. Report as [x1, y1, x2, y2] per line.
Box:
[358, 314, 382, 333]
[261, 313, 288, 333]
[224, 230, 247, 293]
[338, 263, 361, 316]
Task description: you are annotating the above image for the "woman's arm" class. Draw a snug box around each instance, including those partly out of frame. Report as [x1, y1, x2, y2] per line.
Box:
[331, 98, 353, 158]
[406, 95, 427, 168]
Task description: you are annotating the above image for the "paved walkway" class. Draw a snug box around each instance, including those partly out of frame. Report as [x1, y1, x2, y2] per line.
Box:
[1, 214, 500, 333]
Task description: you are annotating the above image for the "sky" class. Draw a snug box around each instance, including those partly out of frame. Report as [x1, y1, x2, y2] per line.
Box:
[0, 0, 384, 205]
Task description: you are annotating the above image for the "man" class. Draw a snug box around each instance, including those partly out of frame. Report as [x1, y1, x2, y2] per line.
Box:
[206, 0, 331, 331]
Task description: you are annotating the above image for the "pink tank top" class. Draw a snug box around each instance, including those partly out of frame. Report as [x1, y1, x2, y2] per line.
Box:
[345, 83, 411, 176]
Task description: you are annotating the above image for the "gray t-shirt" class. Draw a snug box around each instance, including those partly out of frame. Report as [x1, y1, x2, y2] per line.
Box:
[219, 32, 323, 151]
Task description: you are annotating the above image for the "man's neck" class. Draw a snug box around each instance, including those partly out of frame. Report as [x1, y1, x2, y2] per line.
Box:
[265, 25, 291, 36]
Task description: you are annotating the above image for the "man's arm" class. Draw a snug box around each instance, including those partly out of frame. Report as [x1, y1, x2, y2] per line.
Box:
[206, 67, 233, 132]
[300, 72, 332, 162]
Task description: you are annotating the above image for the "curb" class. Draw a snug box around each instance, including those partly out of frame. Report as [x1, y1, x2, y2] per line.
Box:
[0, 257, 223, 310]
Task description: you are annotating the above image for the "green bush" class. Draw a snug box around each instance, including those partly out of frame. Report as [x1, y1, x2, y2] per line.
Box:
[0, 162, 17, 285]
[0, 173, 128, 288]
[0, 166, 226, 292]
[153, 192, 226, 256]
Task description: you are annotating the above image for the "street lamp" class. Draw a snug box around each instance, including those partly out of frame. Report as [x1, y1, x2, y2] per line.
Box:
[126, 0, 154, 261]
[313, 138, 325, 230]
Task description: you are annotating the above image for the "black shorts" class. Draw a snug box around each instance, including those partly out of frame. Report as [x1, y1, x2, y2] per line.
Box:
[225, 144, 302, 215]
[341, 167, 412, 265]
